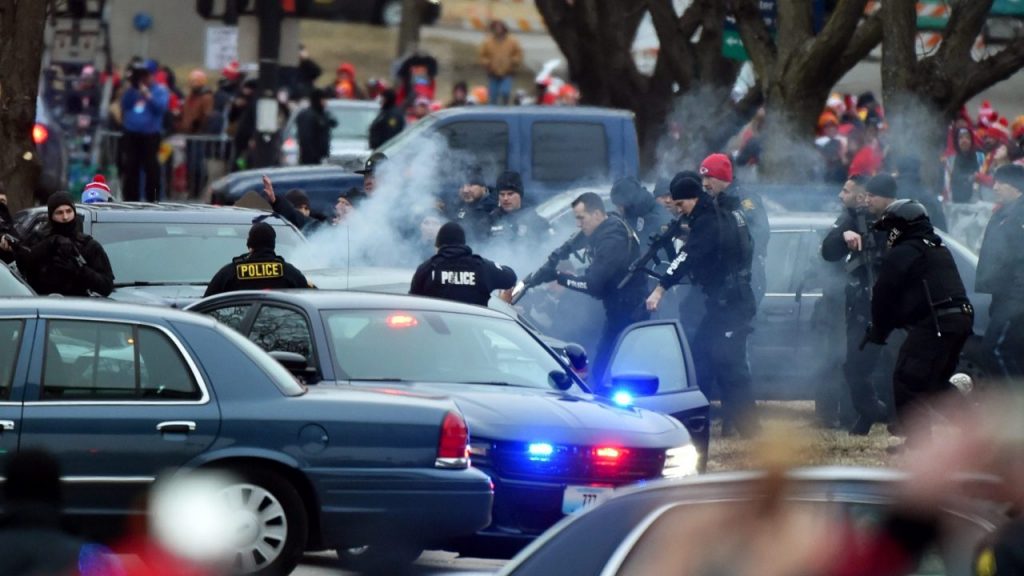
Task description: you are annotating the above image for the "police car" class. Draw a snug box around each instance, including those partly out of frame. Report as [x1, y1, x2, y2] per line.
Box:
[188, 290, 703, 559]
[13, 202, 306, 308]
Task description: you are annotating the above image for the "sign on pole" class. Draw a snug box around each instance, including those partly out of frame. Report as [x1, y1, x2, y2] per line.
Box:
[205, 25, 239, 71]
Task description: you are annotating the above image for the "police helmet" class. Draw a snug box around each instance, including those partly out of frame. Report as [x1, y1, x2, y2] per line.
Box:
[872, 199, 929, 232]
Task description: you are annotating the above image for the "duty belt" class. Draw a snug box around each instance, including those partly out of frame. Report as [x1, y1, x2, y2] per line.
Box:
[935, 303, 974, 318]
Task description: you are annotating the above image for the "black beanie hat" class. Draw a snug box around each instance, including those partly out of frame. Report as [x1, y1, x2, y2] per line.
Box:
[670, 171, 703, 201]
[247, 222, 276, 251]
[495, 171, 523, 196]
[994, 164, 1024, 192]
[435, 221, 466, 247]
[47, 191, 75, 220]
[866, 173, 898, 199]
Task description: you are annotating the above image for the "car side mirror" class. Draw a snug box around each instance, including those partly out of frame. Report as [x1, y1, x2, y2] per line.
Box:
[609, 372, 659, 401]
[563, 343, 588, 372]
[269, 351, 319, 384]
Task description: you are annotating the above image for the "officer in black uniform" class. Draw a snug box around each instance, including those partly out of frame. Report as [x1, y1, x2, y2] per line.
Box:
[15, 192, 114, 297]
[700, 153, 770, 305]
[821, 174, 889, 435]
[976, 164, 1024, 379]
[0, 183, 20, 264]
[529, 192, 649, 385]
[448, 167, 497, 243]
[204, 222, 312, 296]
[409, 221, 517, 306]
[646, 173, 760, 437]
[488, 171, 551, 240]
[865, 199, 973, 445]
[610, 176, 672, 248]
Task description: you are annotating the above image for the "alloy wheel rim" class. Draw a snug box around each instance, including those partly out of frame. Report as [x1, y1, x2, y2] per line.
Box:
[223, 482, 288, 573]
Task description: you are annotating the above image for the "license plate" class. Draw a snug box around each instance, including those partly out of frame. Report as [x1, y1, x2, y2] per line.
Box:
[561, 485, 614, 515]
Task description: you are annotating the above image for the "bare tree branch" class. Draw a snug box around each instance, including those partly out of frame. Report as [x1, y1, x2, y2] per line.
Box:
[835, 13, 883, 75]
[804, 0, 871, 78]
[776, 0, 813, 63]
[648, 0, 697, 89]
[731, 0, 777, 83]
[937, 0, 995, 66]
[880, 0, 918, 105]
[961, 37, 1024, 103]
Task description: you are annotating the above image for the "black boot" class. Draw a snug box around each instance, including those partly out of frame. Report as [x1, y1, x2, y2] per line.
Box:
[849, 400, 887, 436]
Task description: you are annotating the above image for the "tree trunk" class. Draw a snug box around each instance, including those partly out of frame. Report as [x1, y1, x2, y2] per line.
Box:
[0, 0, 48, 211]
[397, 0, 422, 58]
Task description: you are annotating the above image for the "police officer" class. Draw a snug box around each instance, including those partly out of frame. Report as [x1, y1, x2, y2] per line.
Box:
[489, 171, 551, 240]
[0, 183, 19, 264]
[699, 153, 769, 304]
[865, 198, 973, 445]
[529, 192, 649, 385]
[610, 176, 672, 248]
[449, 167, 497, 243]
[204, 222, 312, 296]
[976, 164, 1024, 379]
[821, 174, 889, 435]
[354, 152, 386, 196]
[410, 221, 516, 306]
[15, 192, 114, 297]
[646, 173, 759, 437]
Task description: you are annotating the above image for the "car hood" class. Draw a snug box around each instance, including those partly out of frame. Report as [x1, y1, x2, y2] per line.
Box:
[345, 381, 689, 447]
[110, 284, 206, 308]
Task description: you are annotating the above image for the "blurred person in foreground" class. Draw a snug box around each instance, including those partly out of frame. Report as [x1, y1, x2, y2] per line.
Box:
[204, 222, 312, 297]
[410, 221, 517, 307]
[15, 192, 114, 297]
[646, 173, 759, 437]
[864, 180, 972, 448]
[976, 164, 1024, 380]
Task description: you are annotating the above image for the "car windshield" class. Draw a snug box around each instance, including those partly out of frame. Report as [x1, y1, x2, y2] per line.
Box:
[322, 309, 574, 389]
[328, 105, 377, 141]
[0, 265, 32, 296]
[92, 222, 304, 284]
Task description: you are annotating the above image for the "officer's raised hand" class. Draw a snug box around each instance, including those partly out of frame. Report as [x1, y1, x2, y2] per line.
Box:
[646, 285, 665, 312]
[843, 230, 863, 251]
[262, 175, 276, 204]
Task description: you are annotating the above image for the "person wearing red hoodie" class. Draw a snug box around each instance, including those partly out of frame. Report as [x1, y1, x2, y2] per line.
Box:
[333, 62, 365, 100]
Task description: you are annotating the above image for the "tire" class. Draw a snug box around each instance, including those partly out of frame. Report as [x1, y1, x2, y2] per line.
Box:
[335, 544, 423, 574]
[223, 469, 308, 576]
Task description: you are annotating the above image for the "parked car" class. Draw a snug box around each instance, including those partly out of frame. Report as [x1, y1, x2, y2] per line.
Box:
[302, 265, 712, 464]
[35, 95, 69, 202]
[208, 165, 363, 220]
[281, 99, 378, 168]
[0, 298, 493, 575]
[533, 190, 993, 399]
[187, 290, 702, 558]
[374, 106, 641, 202]
[0, 263, 33, 297]
[13, 202, 307, 308]
[498, 467, 1008, 576]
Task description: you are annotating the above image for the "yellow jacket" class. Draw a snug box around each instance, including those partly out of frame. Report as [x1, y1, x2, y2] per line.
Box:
[479, 34, 523, 77]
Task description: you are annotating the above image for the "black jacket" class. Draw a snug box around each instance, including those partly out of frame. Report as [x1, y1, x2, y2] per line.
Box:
[270, 194, 327, 236]
[557, 215, 646, 315]
[205, 249, 311, 297]
[368, 107, 405, 149]
[821, 206, 888, 303]
[895, 174, 948, 231]
[409, 244, 517, 306]
[977, 197, 1024, 309]
[489, 206, 551, 240]
[16, 224, 114, 297]
[612, 178, 672, 248]
[295, 105, 335, 165]
[0, 203, 18, 265]
[718, 183, 769, 259]
[661, 193, 754, 314]
[450, 193, 497, 243]
[870, 223, 970, 342]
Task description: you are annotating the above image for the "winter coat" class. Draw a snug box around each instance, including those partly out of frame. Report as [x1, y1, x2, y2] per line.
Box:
[479, 35, 523, 77]
[409, 244, 517, 306]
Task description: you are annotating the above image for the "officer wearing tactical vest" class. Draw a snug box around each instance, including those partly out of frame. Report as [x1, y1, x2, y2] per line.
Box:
[204, 222, 312, 297]
[410, 221, 518, 306]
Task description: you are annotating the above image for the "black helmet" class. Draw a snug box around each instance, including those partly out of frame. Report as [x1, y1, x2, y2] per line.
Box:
[873, 199, 929, 232]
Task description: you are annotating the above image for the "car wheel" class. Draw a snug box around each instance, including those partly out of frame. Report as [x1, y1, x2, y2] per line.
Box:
[335, 543, 423, 573]
[376, 0, 403, 26]
[223, 470, 308, 576]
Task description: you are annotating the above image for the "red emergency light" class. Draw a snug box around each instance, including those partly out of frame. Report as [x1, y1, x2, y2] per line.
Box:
[386, 313, 418, 329]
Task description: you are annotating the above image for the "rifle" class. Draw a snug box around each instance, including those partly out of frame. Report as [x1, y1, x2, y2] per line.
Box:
[854, 210, 877, 296]
[510, 232, 583, 305]
[616, 218, 683, 290]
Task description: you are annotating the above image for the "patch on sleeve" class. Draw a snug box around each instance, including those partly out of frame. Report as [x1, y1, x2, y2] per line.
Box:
[741, 198, 756, 211]
[976, 547, 996, 576]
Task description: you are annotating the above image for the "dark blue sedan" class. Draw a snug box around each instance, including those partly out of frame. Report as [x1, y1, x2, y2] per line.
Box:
[187, 290, 704, 559]
[0, 298, 493, 575]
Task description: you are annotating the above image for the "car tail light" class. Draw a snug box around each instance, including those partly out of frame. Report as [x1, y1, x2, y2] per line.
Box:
[435, 411, 469, 469]
[386, 313, 418, 329]
[32, 123, 48, 145]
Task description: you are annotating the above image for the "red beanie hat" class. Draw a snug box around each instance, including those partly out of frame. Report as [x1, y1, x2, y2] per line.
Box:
[699, 153, 733, 183]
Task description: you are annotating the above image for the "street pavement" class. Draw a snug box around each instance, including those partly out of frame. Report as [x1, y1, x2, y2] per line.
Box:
[293, 550, 505, 575]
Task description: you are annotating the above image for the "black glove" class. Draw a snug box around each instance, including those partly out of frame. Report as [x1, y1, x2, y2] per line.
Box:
[860, 323, 886, 350]
[529, 261, 558, 286]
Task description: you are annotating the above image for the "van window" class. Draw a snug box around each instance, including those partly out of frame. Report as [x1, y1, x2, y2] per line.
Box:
[437, 121, 509, 175]
[532, 122, 609, 183]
